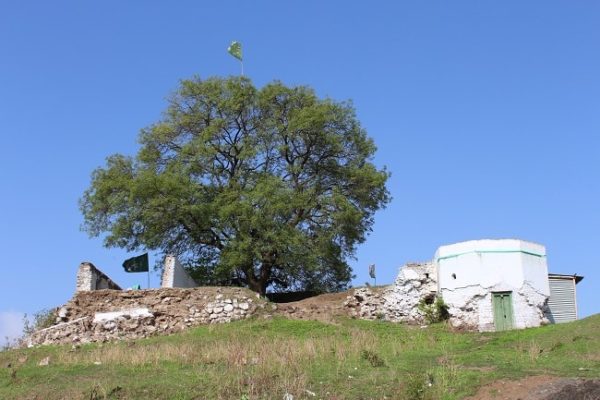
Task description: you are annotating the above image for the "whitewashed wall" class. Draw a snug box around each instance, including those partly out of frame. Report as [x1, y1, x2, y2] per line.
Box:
[435, 239, 550, 331]
[161, 255, 198, 288]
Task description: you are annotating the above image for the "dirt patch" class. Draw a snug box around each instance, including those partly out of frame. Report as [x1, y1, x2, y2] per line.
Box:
[273, 289, 359, 321]
[466, 375, 600, 400]
[543, 379, 600, 400]
[271, 286, 401, 322]
[284, 290, 354, 305]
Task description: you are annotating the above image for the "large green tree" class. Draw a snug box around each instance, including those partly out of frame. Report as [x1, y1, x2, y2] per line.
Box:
[81, 76, 390, 295]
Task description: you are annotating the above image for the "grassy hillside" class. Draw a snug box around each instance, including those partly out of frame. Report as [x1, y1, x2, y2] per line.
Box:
[1, 315, 598, 400]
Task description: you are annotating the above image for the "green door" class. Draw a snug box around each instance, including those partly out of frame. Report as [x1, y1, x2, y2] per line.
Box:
[492, 292, 514, 331]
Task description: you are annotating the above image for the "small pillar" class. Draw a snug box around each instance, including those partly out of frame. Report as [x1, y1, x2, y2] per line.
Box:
[76, 262, 122, 292]
[161, 256, 198, 288]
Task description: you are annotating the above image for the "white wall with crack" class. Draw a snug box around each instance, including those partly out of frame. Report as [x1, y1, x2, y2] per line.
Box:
[349, 239, 557, 331]
[436, 239, 550, 331]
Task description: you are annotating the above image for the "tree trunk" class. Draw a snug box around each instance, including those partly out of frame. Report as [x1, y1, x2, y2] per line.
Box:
[244, 267, 268, 296]
[242, 260, 273, 296]
[247, 279, 267, 296]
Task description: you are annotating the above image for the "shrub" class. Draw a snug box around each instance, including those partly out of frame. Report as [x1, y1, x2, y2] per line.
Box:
[361, 349, 385, 367]
[403, 373, 429, 400]
[22, 308, 56, 336]
[418, 296, 449, 324]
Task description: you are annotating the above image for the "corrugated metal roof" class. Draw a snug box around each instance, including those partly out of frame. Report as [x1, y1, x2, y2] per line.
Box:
[548, 273, 584, 284]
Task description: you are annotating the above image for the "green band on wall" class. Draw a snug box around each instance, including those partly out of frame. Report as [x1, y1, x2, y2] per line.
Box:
[436, 249, 545, 262]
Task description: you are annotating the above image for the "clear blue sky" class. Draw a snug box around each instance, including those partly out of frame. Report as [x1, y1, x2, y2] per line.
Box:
[1, 1, 598, 340]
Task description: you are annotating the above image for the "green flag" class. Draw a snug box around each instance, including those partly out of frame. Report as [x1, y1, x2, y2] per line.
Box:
[122, 253, 149, 273]
[369, 264, 376, 279]
[227, 41, 242, 61]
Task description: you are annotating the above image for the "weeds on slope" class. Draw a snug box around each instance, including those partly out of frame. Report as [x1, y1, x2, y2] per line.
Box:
[0, 315, 598, 399]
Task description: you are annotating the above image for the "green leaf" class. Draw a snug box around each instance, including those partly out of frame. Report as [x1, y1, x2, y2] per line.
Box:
[80, 76, 390, 295]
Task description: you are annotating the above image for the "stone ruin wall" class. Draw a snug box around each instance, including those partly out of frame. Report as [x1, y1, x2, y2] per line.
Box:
[26, 287, 270, 347]
[76, 262, 122, 292]
[344, 261, 550, 331]
[78, 254, 200, 293]
[27, 257, 275, 347]
[31, 259, 449, 348]
[344, 262, 438, 324]
[28, 248, 554, 347]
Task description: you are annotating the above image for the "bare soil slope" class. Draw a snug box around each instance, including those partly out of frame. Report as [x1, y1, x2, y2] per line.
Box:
[466, 375, 600, 400]
[274, 291, 354, 321]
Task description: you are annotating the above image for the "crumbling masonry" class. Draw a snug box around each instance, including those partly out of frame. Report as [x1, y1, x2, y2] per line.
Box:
[26, 239, 580, 347]
[346, 239, 557, 331]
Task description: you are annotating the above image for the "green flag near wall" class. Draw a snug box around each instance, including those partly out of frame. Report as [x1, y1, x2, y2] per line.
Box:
[227, 41, 243, 61]
[122, 253, 149, 273]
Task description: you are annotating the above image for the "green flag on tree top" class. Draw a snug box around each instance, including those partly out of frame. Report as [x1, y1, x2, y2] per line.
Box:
[122, 253, 149, 273]
[227, 41, 242, 61]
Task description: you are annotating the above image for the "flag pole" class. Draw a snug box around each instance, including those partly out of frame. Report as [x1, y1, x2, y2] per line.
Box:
[368, 263, 376, 287]
[228, 41, 243, 77]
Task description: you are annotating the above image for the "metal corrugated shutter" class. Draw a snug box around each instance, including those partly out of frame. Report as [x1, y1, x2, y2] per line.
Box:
[547, 278, 577, 323]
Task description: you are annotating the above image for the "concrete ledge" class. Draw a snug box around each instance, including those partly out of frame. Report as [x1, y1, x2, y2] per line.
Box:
[93, 308, 153, 323]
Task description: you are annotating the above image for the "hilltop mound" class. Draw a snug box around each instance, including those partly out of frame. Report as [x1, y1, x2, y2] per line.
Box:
[3, 312, 598, 399]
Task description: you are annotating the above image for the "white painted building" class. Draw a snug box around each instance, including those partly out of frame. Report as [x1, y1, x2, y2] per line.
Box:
[384, 239, 583, 331]
[435, 239, 551, 331]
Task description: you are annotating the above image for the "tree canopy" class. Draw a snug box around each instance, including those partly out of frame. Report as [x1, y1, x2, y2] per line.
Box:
[81, 76, 390, 295]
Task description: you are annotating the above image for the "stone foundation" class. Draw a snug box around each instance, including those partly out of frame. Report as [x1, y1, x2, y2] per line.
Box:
[26, 287, 266, 346]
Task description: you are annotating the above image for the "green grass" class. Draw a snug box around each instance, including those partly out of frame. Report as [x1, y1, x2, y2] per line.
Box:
[1, 315, 598, 399]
